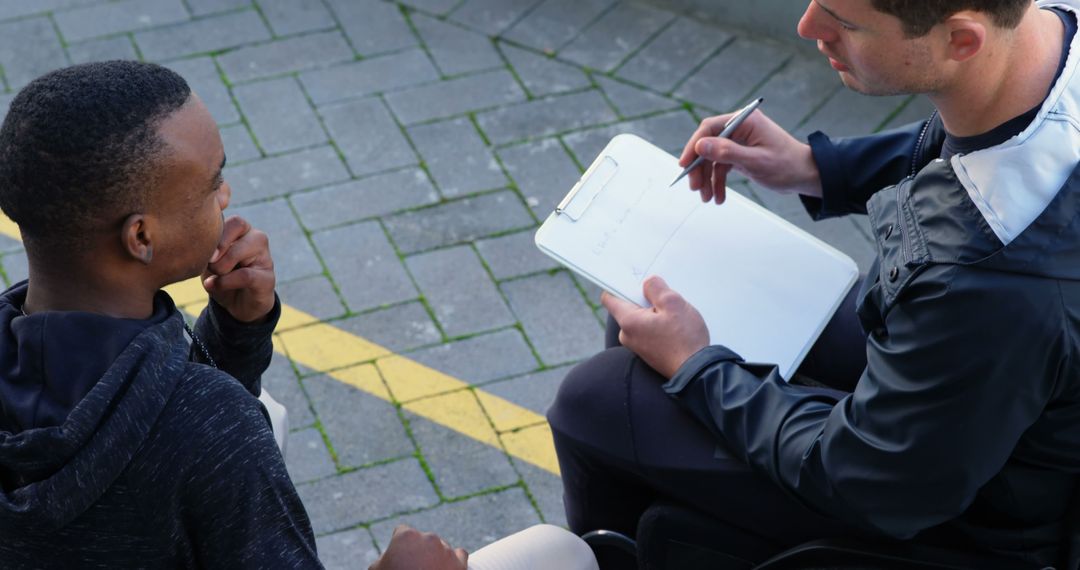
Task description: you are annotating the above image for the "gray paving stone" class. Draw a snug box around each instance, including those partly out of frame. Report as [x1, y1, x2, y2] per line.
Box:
[497, 138, 581, 215]
[285, 427, 337, 484]
[277, 275, 347, 321]
[220, 124, 261, 163]
[304, 373, 414, 468]
[234, 77, 327, 154]
[297, 458, 438, 534]
[226, 145, 350, 203]
[744, 182, 877, 273]
[313, 221, 418, 312]
[616, 17, 726, 94]
[514, 459, 566, 526]
[258, 0, 336, 36]
[413, 14, 502, 77]
[408, 117, 507, 198]
[405, 411, 519, 498]
[449, 0, 544, 37]
[262, 351, 314, 428]
[370, 488, 541, 552]
[135, 9, 271, 61]
[218, 31, 354, 83]
[503, 0, 616, 53]
[320, 97, 417, 176]
[336, 302, 442, 353]
[401, 0, 460, 15]
[231, 198, 323, 282]
[385, 69, 525, 125]
[573, 273, 603, 307]
[0, 17, 69, 90]
[795, 88, 909, 140]
[1, 252, 28, 286]
[562, 109, 698, 167]
[300, 49, 439, 106]
[55, 0, 189, 43]
[502, 271, 603, 365]
[477, 89, 617, 145]
[317, 529, 381, 570]
[499, 43, 590, 98]
[167, 57, 239, 125]
[325, 0, 416, 56]
[67, 36, 139, 65]
[389, 329, 538, 387]
[186, 0, 249, 15]
[406, 245, 514, 337]
[291, 168, 439, 231]
[0, 94, 12, 119]
[675, 38, 792, 113]
[559, 2, 674, 72]
[475, 229, 559, 280]
[883, 95, 936, 131]
[595, 75, 682, 119]
[480, 365, 570, 418]
[0, 0, 98, 21]
[754, 54, 843, 131]
[384, 190, 535, 254]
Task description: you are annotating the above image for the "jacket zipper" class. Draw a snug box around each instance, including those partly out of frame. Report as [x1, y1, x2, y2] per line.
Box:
[897, 111, 936, 264]
[909, 110, 937, 178]
[896, 182, 911, 264]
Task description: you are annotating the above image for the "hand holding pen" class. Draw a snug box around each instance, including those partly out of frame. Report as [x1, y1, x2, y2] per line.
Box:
[676, 97, 825, 205]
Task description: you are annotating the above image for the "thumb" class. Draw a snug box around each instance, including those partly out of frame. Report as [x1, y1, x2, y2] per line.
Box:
[696, 136, 754, 167]
[642, 276, 676, 308]
[601, 291, 639, 325]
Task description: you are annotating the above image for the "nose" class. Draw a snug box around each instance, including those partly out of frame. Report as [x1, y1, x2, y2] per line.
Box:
[218, 181, 232, 211]
[797, 1, 838, 42]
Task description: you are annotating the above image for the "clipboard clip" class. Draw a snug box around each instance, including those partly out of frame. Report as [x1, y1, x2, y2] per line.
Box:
[555, 156, 619, 220]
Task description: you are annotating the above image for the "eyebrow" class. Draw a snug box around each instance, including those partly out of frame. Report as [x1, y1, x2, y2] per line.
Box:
[815, 0, 859, 28]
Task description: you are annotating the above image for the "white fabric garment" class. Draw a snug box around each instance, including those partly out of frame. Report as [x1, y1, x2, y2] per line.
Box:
[468, 525, 599, 570]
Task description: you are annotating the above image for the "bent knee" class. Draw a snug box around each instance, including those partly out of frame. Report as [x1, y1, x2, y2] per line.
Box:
[547, 347, 635, 437]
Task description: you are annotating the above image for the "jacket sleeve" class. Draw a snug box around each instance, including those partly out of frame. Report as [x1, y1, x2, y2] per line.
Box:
[663, 265, 1063, 538]
[800, 120, 929, 219]
[190, 295, 281, 397]
[184, 377, 322, 568]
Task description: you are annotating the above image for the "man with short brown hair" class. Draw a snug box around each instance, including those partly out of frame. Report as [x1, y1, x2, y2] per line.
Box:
[550, 1, 1080, 567]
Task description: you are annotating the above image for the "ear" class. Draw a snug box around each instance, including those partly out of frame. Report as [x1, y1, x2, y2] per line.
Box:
[943, 15, 986, 63]
[121, 213, 154, 265]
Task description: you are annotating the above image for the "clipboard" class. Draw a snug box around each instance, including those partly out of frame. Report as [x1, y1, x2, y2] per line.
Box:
[534, 134, 858, 380]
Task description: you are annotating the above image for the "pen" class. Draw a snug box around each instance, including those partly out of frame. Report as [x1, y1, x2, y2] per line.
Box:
[670, 97, 764, 187]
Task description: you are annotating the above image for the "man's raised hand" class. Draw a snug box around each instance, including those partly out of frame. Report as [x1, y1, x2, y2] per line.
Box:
[601, 277, 710, 379]
[202, 215, 276, 323]
[678, 109, 823, 205]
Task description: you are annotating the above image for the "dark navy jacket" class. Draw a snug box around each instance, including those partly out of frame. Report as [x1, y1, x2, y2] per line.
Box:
[0, 282, 321, 568]
[665, 3, 1080, 566]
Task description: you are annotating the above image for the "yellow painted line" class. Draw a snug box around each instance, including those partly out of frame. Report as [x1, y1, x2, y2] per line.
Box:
[0, 216, 560, 475]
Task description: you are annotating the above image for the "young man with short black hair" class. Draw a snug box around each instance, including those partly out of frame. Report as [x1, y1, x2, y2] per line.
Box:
[0, 60, 324, 568]
[550, 0, 1080, 567]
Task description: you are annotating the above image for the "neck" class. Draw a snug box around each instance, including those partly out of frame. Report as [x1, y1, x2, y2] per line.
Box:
[931, 8, 1065, 136]
[23, 255, 158, 319]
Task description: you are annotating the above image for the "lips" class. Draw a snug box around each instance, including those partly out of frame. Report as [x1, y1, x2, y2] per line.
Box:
[828, 57, 851, 72]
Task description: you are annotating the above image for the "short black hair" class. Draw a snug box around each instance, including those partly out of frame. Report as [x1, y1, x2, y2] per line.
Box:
[0, 60, 191, 253]
[872, 0, 1032, 37]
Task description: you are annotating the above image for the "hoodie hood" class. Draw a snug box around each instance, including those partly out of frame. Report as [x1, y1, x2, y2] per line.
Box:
[0, 282, 189, 531]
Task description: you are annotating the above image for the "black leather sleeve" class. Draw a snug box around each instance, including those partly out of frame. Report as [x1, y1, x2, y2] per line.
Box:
[662, 264, 1064, 539]
[800, 120, 932, 219]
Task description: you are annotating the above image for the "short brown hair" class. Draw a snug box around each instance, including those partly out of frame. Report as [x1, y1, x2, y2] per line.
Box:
[871, 0, 1032, 36]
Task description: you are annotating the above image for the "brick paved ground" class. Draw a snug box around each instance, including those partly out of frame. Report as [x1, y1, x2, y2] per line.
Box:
[0, 1, 936, 567]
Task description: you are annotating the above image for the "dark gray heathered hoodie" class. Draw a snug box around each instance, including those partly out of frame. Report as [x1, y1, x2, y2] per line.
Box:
[0, 281, 322, 568]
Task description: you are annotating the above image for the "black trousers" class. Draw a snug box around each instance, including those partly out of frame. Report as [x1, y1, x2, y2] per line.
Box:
[547, 282, 870, 567]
